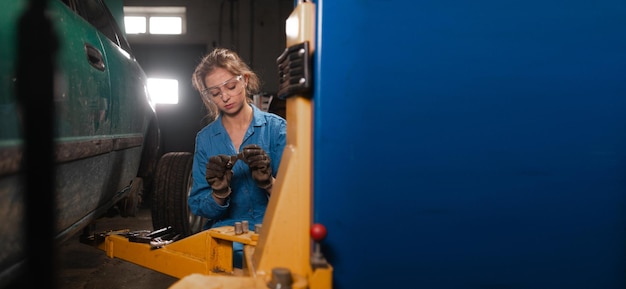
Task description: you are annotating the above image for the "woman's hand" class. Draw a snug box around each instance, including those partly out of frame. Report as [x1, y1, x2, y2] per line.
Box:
[206, 154, 236, 198]
[240, 144, 272, 190]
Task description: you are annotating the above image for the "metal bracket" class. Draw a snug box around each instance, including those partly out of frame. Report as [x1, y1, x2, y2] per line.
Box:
[276, 41, 312, 99]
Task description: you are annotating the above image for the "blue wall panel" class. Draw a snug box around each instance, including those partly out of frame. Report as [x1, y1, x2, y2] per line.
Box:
[312, 1, 626, 288]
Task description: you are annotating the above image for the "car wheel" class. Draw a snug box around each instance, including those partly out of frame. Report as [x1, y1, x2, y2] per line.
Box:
[151, 152, 206, 237]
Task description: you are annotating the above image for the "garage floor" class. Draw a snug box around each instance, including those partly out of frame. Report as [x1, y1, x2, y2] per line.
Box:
[57, 203, 179, 289]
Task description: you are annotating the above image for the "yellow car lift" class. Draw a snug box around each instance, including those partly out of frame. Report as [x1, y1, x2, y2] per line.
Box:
[86, 2, 332, 288]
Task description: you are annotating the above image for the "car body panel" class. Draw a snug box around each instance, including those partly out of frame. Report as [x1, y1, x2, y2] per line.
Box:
[0, 0, 157, 285]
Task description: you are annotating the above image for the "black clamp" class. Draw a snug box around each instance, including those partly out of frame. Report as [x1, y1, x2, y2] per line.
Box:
[276, 41, 313, 99]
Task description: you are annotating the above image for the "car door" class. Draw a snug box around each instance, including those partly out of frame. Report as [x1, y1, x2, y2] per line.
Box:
[70, 0, 152, 194]
[53, 0, 112, 139]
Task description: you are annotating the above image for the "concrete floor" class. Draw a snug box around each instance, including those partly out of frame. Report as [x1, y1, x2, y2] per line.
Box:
[56, 204, 179, 289]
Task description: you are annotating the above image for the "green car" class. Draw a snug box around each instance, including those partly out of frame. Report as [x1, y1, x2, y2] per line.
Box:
[0, 0, 160, 285]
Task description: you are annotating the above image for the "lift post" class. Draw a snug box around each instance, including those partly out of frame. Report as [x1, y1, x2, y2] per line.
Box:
[84, 1, 332, 288]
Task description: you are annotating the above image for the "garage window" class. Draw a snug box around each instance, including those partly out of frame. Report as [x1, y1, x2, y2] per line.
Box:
[123, 6, 186, 35]
[148, 78, 179, 104]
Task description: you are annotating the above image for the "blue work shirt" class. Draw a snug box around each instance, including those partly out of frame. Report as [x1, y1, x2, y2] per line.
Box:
[189, 104, 287, 230]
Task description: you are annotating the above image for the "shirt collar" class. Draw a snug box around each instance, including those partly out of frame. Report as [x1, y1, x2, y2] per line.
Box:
[208, 104, 266, 136]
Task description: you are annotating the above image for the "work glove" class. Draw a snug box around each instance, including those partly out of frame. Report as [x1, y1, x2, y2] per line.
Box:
[205, 154, 237, 199]
[239, 144, 273, 190]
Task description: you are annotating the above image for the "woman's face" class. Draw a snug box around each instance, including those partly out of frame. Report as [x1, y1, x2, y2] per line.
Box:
[204, 67, 247, 115]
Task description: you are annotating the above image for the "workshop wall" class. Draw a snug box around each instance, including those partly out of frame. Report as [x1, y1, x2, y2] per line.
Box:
[123, 0, 294, 154]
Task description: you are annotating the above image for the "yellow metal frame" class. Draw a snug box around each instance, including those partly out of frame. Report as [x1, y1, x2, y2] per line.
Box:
[92, 2, 332, 288]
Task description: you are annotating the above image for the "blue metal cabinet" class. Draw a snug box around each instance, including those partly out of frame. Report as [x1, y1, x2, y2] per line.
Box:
[312, 1, 626, 288]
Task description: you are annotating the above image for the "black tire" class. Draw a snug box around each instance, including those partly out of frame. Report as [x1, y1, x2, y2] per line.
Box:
[151, 152, 206, 237]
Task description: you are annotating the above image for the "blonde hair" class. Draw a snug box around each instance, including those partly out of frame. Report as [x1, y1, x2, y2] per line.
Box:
[192, 48, 261, 123]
